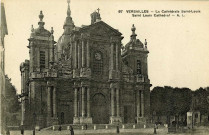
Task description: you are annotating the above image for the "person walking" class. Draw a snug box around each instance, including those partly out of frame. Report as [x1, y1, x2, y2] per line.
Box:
[70, 125, 74, 135]
[33, 128, 35, 135]
[154, 124, 157, 134]
[6, 128, 10, 135]
[20, 126, 24, 135]
[58, 125, 62, 131]
[116, 124, 120, 134]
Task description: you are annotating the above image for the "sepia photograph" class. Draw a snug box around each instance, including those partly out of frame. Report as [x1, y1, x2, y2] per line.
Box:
[1, 0, 209, 135]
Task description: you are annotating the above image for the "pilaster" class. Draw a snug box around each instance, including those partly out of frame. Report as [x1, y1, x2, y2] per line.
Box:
[81, 35, 85, 67]
[81, 86, 85, 117]
[136, 89, 145, 123]
[46, 81, 58, 126]
[86, 39, 90, 68]
[87, 87, 90, 118]
[74, 40, 78, 68]
[116, 88, 120, 117]
[78, 41, 81, 69]
[110, 83, 122, 124]
[73, 82, 92, 124]
[29, 41, 34, 72]
[47, 86, 52, 126]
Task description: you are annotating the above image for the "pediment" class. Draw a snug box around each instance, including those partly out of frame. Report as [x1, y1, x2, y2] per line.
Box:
[80, 21, 122, 37]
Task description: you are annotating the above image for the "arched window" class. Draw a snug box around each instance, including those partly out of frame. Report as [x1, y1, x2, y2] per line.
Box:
[93, 52, 103, 75]
[137, 60, 142, 77]
[92, 93, 106, 106]
[40, 51, 45, 70]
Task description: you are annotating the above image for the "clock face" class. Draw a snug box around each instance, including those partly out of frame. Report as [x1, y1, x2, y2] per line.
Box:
[95, 52, 101, 60]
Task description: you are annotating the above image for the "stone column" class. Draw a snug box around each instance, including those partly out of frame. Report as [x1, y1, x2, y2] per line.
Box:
[53, 87, 57, 117]
[49, 44, 54, 62]
[82, 39, 85, 67]
[78, 41, 81, 69]
[110, 42, 114, 70]
[47, 87, 52, 117]
[136, 90, 140, 117]
[111, 88, 115, 116]
[70, 42, 73, 65]
[37, 48, 40, 70]
[21, 72, 24, 93]
[25, 66, 29, 93]
[141, 90, 144, 117]
[87, 87, 90, 117]
[81, 87, 85, 117]
[87, 40, 90, 68]
[74, 88, 78, 117]
[22, 72, 25, 94]
[20, 72, 25, 125]
[21, 97, 25, 125]
[30, 42, 34, 72]
[116, 88, 120, 117]
[74, 41, 77, 68]
[78, 88, 81, 116]
[116, 44, 118, 71]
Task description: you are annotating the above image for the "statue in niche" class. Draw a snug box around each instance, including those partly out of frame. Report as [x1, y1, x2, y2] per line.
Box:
[62, 43, 72, 62]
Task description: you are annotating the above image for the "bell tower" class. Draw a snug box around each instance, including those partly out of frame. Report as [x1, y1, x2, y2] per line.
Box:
[25, 11, 58, 128]
[28, 11, 55, 73]
[122, 24, 151, 123]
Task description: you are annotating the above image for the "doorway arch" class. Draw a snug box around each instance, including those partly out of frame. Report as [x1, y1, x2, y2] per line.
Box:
[91, 93, 109, 124]
[61, 112, 64, 124]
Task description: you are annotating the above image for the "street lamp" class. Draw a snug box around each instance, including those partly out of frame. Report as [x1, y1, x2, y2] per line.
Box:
[33, 113, 36, 135]
[18, 92, 28, 134]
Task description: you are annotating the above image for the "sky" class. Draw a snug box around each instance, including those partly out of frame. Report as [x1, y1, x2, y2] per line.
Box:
[3, 0, 209, 94]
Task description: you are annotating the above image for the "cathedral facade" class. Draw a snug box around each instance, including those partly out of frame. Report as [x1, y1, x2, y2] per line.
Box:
[20, 1, 151, 129]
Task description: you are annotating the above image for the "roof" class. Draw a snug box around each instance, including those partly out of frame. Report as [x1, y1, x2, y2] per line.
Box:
[79, 21, 122, 36]
[33, 27, 51, 37]
[1, 3, 8, 36]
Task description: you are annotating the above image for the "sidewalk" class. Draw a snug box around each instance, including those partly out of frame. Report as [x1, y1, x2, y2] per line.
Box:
[9, 127, 209, 135]
[9, 128, 166, 135]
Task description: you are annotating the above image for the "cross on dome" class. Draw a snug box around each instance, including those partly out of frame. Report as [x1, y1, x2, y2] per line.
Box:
[97, 8, 100, 13]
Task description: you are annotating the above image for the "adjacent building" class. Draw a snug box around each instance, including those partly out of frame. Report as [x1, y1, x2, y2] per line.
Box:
[0, 2, 8, 134]
[20, 1, 151, 128]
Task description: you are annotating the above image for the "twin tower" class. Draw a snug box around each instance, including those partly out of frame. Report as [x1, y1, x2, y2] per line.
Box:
[20, 1, 151, 129]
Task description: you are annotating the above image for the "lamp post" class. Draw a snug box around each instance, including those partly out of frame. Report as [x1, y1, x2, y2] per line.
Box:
[18, 92, 28, 135]
[191, 93, 195, 129]
[33, 113, 36, 135]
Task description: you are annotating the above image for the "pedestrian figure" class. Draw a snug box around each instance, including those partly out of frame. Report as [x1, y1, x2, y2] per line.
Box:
[70, 125, 74, 135]
[116, 124, 120, 134]
[20, 126, 24, 135]
[85, 124, 88, 130]
[58, 125, 62, 131]
[154, 124, 157, 134]
[6, 128, 10, 135]
[33, 128, 35, 135]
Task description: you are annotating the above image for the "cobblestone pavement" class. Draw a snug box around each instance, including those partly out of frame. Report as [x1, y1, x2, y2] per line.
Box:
[9, 127, 209, 135]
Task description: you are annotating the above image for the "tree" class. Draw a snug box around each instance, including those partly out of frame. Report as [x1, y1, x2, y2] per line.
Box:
[193, 87, 209, 114]
[151, 86, 192, 124]
[5, 75, 21, 126]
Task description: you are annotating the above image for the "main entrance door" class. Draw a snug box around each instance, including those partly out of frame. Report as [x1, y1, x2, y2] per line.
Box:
[61, 112, 64, 124]
[124, 105, 135, 123]
[59, 101, 74, 124]
[91, 93, 109, 124]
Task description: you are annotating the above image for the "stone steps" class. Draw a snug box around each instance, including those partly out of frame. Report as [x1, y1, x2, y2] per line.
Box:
[42, 123, 152, 131]
[9, 128, 164, 135]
